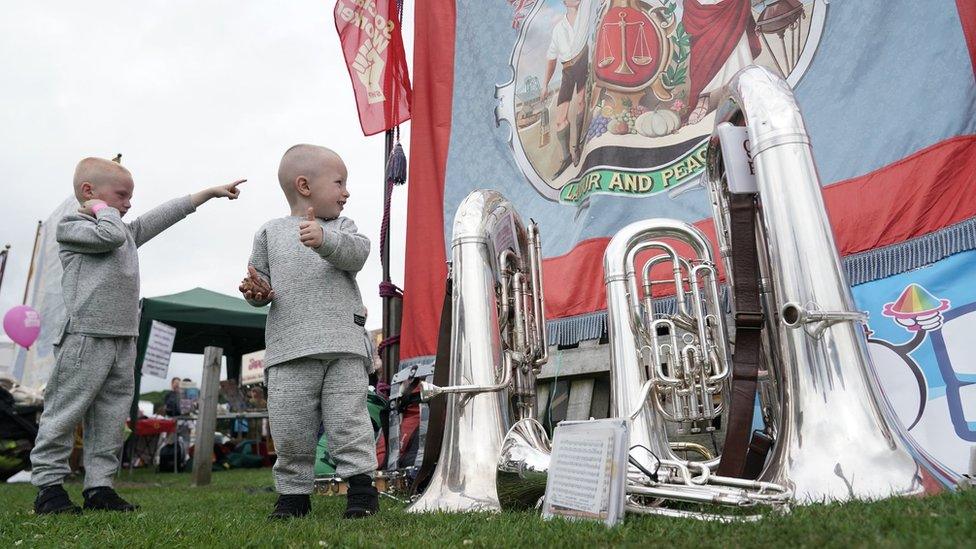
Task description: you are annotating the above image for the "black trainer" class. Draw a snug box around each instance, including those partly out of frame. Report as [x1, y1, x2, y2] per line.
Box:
[268, 494, 311, 520]
[82, 487, 138, 512]
[34, 484, 81, 515]
[343, 474, 379, 519]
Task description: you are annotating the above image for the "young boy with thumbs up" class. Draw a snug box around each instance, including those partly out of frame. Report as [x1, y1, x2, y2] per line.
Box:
[240, 144, 378, 520]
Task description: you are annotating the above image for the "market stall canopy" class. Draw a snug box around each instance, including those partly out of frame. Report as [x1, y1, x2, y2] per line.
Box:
[137, 287, 267, 358]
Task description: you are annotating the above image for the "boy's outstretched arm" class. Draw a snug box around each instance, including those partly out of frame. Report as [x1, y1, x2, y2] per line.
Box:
[129, 179, 245, 247]
[57, 200, 128, 253]
[299, 208, 370, 272]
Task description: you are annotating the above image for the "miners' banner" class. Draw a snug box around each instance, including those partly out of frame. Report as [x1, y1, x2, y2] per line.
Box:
[398, 1, 976, 474]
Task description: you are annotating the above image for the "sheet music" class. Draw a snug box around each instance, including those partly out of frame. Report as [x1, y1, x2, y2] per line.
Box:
[547, 433, 613, 515]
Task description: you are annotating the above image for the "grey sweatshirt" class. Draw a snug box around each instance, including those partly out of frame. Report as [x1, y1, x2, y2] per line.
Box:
[247, 216, 371, 367]
[56, 196, 196, 337]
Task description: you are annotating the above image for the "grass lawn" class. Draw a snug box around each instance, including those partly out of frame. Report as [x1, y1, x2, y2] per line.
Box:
[1, 468, 974, 548]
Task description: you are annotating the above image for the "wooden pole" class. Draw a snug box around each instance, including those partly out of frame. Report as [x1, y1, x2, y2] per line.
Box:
[191, 346, 222, 487]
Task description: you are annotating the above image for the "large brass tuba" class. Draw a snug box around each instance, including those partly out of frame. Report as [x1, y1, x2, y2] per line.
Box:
[406, 189, 549, 513]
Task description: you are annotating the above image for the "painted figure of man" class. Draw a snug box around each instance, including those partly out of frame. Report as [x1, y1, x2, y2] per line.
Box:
[542, 0, 596, 176]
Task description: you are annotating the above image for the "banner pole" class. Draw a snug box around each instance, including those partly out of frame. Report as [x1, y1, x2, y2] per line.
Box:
[0, 244, 10, 296]
[382, 129, 394, 385]
[22, 221, 42, 305]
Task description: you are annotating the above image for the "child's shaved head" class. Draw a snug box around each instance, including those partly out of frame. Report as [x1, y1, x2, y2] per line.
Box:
[73, 157, 132, 202]
[278, 144, 341, 204]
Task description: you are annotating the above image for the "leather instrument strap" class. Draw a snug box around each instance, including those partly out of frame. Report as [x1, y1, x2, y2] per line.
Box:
[716, 193, 768, 479]
[409, 277, 453, 494]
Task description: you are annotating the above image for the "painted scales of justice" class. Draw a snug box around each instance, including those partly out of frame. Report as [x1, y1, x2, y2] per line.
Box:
[405, 66, 955, 520]
[593, 2, 675, 99]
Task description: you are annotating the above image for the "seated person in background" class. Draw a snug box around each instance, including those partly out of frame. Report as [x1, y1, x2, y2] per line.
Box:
[179, 378, 199, 415]
[248, 386, 268, 410]
[163, 377, 182, 417]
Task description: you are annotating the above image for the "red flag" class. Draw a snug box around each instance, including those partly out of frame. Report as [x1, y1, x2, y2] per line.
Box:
[334, 0, 412, 136]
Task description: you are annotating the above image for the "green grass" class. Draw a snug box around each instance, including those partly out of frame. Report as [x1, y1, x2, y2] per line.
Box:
[1, 469, 974, 548]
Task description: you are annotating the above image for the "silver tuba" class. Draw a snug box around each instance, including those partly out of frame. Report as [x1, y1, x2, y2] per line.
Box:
[706, 65, 951, 502]
[406, 189, 549, 513]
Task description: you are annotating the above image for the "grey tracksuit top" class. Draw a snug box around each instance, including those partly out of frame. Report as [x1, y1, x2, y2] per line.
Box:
[56, 196, 196, 337]
[247, 215, 371, 367]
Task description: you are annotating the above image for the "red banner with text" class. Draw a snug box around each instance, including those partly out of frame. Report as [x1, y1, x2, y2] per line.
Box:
[334, 0, 412, 135]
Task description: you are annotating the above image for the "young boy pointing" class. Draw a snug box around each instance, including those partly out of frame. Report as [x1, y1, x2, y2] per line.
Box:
[31, 157, 245, 514]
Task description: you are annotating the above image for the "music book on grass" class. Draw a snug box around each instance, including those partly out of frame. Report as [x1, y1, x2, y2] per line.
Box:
[542, 418, 628, 527]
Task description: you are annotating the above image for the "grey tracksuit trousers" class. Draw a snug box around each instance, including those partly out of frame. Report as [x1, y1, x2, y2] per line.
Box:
[267, 356, 375, 494]
[30, 333, 136, 489]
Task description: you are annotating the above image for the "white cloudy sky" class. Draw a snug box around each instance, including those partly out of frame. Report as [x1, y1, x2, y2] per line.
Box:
[0, 1, 413, 392]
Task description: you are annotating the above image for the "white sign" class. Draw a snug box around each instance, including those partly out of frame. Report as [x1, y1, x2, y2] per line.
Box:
[241, 349, 266, 385]
[142, 320, 177, 379]
[542, 418, 628, 527]
[717, 122, 758, 194]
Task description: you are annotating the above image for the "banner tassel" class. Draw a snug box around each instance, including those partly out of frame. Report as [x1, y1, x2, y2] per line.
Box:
[387, 139, 407, 186]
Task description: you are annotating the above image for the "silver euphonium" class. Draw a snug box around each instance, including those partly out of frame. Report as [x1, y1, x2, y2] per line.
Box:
[608, 64, 950, 512]
[496, 220, 789, 517]
[603, 221, 791, 519]
[406, 189, 549, 513]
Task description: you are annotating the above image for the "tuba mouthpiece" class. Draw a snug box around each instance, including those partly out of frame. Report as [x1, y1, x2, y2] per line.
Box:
[419, 381, 442, 402]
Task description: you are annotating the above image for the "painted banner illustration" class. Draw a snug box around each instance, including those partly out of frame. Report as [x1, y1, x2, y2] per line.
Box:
[396, 0, 976, 475]
[855, 249, 976, 480]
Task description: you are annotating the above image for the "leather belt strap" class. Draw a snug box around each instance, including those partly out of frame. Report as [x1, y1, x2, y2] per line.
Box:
[743, 429, 774, 480]
[716, 193, 766, 479]
[409, 277, 453, 495]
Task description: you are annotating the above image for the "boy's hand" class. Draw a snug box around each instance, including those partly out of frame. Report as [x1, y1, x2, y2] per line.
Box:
[78, 199, 107, 216]
[212, 179, 246, 199]
[299, 207, 324, 249]
[191, 179, 246, 207]
[239, 265, 274, 302]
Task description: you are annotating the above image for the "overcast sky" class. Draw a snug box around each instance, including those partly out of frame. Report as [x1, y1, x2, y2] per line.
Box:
[0, 1, 413, 393]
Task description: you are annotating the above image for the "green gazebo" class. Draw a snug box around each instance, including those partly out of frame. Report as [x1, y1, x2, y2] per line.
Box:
[130, 288, 268, 426]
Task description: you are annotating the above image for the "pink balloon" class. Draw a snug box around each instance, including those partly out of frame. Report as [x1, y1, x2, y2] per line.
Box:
[3, 305, 42, 349]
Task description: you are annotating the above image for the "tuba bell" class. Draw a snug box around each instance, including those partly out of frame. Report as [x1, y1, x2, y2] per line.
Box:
[406, 189, 549, 513]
